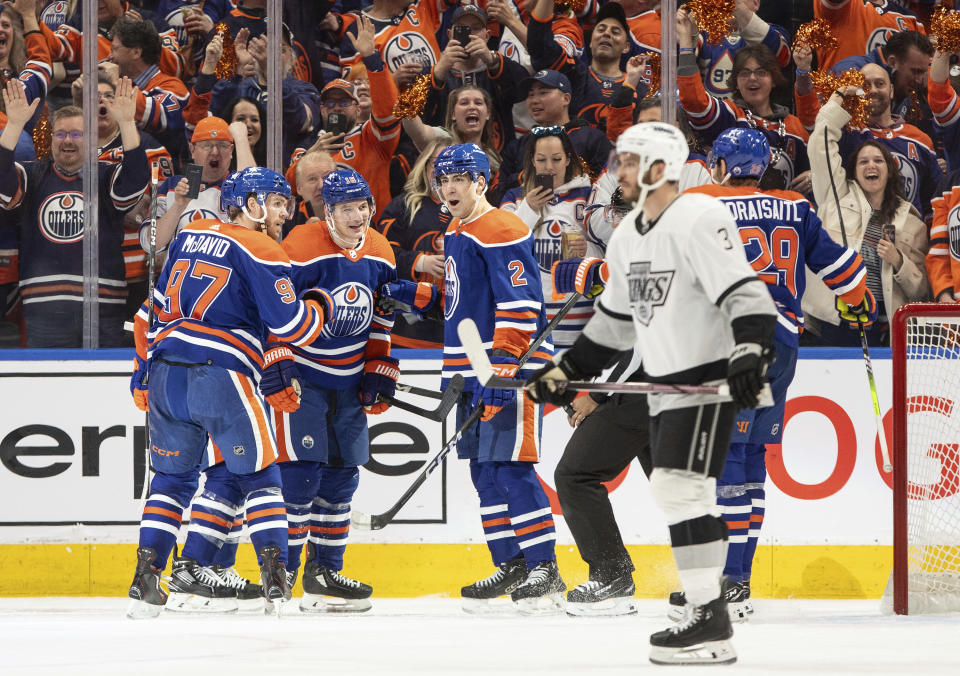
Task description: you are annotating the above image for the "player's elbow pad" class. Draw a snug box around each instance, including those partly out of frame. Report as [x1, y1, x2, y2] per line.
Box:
[731, 314, 776, 350]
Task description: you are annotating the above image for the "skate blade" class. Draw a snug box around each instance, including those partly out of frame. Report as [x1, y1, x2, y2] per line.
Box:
[125, 599, 163, 620]
[300, 593, 372, 614]
[649, 640, 737, 665]
[514, 591, 566, 616]
[461, 597, 518, 616]
[165, 593, 238, 614]
[263, 598, 286, 617]
[566, 596, 638, 617]
[237, 597, 267, 613]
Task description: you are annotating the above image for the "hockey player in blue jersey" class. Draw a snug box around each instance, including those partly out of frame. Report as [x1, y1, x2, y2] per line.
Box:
[681, 128, 875, 621]
[126, 166, 336, 618]
[434, 143, 566, 614]
[272, 168, 398, 613]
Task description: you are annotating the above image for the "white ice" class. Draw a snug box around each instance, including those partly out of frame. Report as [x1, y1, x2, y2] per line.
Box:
[1, 598, 958, 675]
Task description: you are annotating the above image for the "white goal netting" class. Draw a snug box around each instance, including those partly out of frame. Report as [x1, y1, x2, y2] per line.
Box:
[898, 313, 960, 614]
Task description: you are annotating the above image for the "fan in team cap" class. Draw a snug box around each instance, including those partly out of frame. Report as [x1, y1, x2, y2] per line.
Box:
[320, 167, 376, 251]
[526, 123, 778, 664]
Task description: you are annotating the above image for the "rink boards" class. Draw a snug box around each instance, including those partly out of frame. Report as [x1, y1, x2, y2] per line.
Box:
[0, 348, 921, 598]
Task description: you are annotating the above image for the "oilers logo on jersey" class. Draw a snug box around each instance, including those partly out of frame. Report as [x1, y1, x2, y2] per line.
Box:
[627, 261, 674, 326]
[322, 282, 374, 338]
[384, 32, 435, 71]
[39, 192, 84, 243]
[179, 207, 226, 233]
[891, 152, 919, 204]
[949, 204, 960, 259]
[444, 256, 460, 321]
[535, 220, 565, 274]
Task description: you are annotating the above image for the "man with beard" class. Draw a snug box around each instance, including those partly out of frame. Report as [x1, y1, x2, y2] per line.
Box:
[837, 63, 941, 220]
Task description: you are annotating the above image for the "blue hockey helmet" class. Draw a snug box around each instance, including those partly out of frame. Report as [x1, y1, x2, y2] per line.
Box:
[433, 143, 490, 185]
[320, 168, 374, 210]
[219, 166, 291, 213]
[708, 128, 770, 179]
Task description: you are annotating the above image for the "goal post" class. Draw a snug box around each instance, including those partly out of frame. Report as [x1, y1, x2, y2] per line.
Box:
[891, 302, 960, 615]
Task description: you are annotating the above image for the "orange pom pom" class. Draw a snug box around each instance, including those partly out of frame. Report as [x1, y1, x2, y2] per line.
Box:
[556, 0, 587, 14]
[810, 68, 871, 129]
[686, 0, 735, 46]
[931, 6, 960, 55]
[643, 52, 661, 99]
[794, 18, 838, 52]
[214, 23, 237, 80]
[393, 74, 431, 120]
[32, 107, 52, 162]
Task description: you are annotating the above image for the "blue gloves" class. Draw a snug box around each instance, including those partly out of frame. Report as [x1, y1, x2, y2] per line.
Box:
[551, 257, 608, 299]
[360, 356, 400, 414]
[376, 280, 441, 321]
[130, 355, 149, 412]
[260, 346, 302, 413]
[473, 354, 519, 421]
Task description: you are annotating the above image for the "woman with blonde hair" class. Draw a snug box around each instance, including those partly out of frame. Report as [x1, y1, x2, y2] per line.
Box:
[376, 137, 452, 347]
[500, 126, 597, 347]
[804, 87, 930, 346]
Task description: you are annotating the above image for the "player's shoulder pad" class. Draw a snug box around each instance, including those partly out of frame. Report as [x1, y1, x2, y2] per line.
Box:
[466, 209, 532, 246]
[362, 228, 397, 266]
[184, 220, 292, 265]
[281, 222, 335, 262]
[683, 184, 757, 198]
[763, 188, 811, 205]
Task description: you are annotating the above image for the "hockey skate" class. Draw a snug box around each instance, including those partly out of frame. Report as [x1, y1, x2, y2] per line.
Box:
[126, 546, 168, 619]
[259, 545, 292, 616]
[510, 560, 566, 616]
[566, 574, 638, 617]
[460, 557, 526, 615]
[649, 596, 737, 665]
[211, 565, 264, 613]
[668, 578, 751, 623]
[166, 556, 238, 613]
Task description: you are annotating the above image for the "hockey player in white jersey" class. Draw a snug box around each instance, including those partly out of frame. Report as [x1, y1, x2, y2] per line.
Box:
[526, 122, 777, 665]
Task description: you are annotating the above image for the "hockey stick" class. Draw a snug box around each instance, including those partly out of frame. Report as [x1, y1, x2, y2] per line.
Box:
[824, 128, 892, 473]
[385, 374, 465, 422]
[351, 296, 580, 529]
[141, 164, 161, 501]
[395, 382, 448, 400]
[458, 319, 774, 404]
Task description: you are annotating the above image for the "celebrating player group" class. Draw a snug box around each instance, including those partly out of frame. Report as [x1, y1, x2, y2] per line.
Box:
[125, 114, 874, 664]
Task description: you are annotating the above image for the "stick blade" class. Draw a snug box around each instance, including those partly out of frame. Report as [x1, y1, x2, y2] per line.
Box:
[457, 319, 493, 385]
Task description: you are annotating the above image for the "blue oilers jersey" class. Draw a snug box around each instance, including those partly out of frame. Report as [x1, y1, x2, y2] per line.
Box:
[442, 208, 552, 387]
[687, 185, 869, 347]
[140, 219, 326, 378]
[696, 22, 790, 100]
[281, 224, 397, 390]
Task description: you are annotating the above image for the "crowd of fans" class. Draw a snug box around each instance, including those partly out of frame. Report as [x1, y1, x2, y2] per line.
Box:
[0, 0, 958, 349]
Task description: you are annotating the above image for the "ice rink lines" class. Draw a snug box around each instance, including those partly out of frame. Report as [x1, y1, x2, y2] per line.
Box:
[0, 598, 957, 675]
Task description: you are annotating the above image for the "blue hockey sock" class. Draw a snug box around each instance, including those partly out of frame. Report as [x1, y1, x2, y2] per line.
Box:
[238, 464, 287, 564]
[470, 459, 522, 566]
[309, 466, 359, 571]
[494, 462, 556, 567]
[717, 483, 751, 583]
[138, 470, 197, 571]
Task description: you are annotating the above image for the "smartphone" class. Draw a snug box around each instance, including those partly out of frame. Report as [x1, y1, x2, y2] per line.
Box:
[453, 24, 471, 47]
[882, 223, 896, 244]
[535, 173, 554, 194]
[183, 163, 203, 200]
[325, 112, 349, 135]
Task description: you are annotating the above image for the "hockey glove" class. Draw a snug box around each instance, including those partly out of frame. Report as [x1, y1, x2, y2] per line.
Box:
[727, 342, 773, 409]
[260, 346, 302, 413]
[551, 257, 609, 300]
[473, 353, 519, 421]
[836, 288, 877, 329]
[130, 355, 149, 412]
[360, 356, 400, 414]
[376, 280, 441, 321]
[302, 287, 337, 327]
[525, 353, 583, 407]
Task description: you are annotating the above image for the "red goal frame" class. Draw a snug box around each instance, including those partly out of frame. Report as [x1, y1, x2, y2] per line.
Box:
[891, 302, 960, 615]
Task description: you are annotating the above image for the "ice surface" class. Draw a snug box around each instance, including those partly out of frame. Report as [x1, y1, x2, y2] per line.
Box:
[0, 598, 957, 675]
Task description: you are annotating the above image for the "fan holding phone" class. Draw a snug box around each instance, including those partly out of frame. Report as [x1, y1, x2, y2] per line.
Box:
[498, 126, 600, 347]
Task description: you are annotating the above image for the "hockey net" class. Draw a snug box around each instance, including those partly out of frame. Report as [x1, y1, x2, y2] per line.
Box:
[890, 303, 960, 614]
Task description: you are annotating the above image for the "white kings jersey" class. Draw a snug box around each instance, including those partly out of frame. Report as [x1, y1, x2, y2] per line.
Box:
[582, 192, 776, 415]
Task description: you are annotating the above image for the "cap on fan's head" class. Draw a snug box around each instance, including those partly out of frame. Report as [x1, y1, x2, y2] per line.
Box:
[192, 116, 232, 143]
[321, 79, 360, 103]
[451, 4, 488, 27]
[519, 70, 572, 98]
[594, 2, 629, 35]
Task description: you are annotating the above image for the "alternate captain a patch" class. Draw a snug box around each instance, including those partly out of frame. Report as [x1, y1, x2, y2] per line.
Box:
[627, 261, 674, 326]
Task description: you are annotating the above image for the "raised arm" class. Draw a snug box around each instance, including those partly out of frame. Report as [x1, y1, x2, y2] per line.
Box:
[810, 92, 857, 207]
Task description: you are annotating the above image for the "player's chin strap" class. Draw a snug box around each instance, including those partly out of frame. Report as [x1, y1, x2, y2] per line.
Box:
[325, 206, 367, 251]
[823, 126, 892, 474]
[242, 193, 267, 224]
[635, 170, 668, 216]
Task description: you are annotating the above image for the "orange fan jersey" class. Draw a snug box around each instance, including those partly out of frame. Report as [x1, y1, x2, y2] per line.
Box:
[927, 174, 960, 302]
[814, 0, 926, 72]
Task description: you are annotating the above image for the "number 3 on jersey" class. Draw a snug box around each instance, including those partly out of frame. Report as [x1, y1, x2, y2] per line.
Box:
[508, 260, 527, 287]
[159, 259, 232, 321]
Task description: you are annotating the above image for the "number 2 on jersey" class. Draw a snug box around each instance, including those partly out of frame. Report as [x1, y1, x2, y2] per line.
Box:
[159, 259, 232, 321]
[739, 226, 799, 296]
[508, 260, 527, 287]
